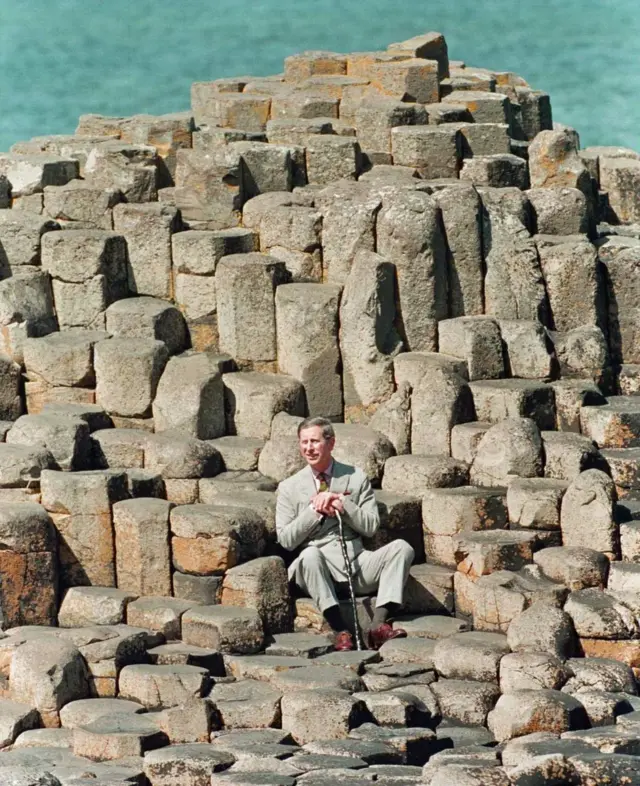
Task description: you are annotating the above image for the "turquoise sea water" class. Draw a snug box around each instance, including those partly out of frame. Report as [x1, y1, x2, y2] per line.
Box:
[0, 0, 638, 153]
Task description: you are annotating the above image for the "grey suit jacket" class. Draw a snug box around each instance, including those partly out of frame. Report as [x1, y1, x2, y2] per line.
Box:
[276, 460, 380, 579]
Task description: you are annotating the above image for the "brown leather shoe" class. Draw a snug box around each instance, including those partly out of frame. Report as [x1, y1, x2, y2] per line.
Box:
[334, 630, 355, 651]
[368, 622, 407, 650]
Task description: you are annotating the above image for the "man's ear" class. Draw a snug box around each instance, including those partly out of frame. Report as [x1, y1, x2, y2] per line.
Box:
[328, 436, 336, 451]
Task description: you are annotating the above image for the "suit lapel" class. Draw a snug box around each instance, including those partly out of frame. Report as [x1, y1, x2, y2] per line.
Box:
[301, 465, 317, 503]
[329, 461, 353, 495]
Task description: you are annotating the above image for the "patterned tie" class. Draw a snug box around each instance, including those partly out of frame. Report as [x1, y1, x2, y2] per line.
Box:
[317, 472, 329, 492]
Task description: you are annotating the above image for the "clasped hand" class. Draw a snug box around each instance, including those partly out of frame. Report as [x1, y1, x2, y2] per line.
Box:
[312, 490, 350, 516]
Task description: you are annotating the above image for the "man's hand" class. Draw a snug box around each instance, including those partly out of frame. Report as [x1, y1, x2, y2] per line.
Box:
[312, 491, 350, 517]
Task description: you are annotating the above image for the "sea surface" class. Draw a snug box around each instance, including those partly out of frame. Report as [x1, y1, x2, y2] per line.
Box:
[0, 0, 638, 153]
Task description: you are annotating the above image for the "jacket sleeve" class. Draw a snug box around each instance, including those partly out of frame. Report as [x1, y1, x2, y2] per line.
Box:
[276, 482, 322, 551]
[341, 473, 380, 538]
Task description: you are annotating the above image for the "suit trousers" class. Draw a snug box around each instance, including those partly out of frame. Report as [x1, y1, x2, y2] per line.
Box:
[293, 538, 415, 613]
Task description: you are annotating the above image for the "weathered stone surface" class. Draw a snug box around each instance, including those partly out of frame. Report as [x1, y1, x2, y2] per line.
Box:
[94, 338, 168, 419]
[216, 252, 290, 364]
[340, 251, 402, 421]
[112, 498, 173, 596]
[382, 455, 468, 496]
[563, 656, 637, 694]
[209, 678, 282, 730]
[564, 588, 639, 640]
[470, 379, 556, 432]
[0, 700, 40, 749]
[430, 679, 499, 726]
[152, 351, 225, 440]
[507, 601, 577, 658]
[483, 214, 547, 323]
[0, 212, 59, 270]
[223, 372, 304, 441]
[23, 330, 107, 389]
[143, 742, 235, 784]
[422, 486, 507, 567]
[542, 432, 602, 482]
[377, 190, 447, 352]
[119, 663, 210, 710]
[7, 413, 92, 472]
[538, 237, 605, 333]
[182, 605, 264, 653]
[433, 631, 510, 683]
[58, 586, 137, 627]
[275, 283, 342, 420]
[471, 418, 544, 486]
[507, 478, 567, 530]
[281, 689, 367, 745]
[368, 384, 412, 456]
[41, 468, 128, 587]
[72, 712, 167, 760]
[500, 651, 569, 693]
[487, 690, 588, 742]
[528, 128, 591, 192]
[580, 397, 640, 450]
[560, 469, 617, 555]
[221, 556, 292, 635]
[600, 156, 640, 224]
[170, 503, 264, 575]
[438, 316, 503, 382]
[10, 638, 89, 727]
[410, 365, 474, 456]
[533, 546, 609, 591]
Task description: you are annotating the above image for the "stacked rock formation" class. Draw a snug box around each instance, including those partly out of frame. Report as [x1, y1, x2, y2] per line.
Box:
[0, 28, 640, 785]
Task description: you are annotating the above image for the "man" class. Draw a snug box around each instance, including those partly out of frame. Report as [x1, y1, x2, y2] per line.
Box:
[276, 416, 415, 651]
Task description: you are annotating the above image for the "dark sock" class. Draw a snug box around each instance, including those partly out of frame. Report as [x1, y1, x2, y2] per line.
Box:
[372, 602, 399, 627]
[324, 604, 347, 633]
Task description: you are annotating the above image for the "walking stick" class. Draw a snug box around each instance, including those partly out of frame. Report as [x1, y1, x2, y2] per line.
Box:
[335, 509, 365, 651]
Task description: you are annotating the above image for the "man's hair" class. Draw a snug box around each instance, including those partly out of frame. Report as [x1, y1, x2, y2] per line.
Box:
[297, 416, 335, 440]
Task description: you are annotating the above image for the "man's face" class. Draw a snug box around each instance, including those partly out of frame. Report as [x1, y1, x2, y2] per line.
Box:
[298, 425, 335, 471]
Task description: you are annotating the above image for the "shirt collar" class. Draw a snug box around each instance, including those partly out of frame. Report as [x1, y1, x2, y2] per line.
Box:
[312, 460, 334, 479]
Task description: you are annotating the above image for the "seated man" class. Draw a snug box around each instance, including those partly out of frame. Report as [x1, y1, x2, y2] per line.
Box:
[276, 416, 415, 651]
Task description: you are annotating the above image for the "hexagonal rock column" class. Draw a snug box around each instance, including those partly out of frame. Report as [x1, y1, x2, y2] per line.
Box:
[170, 503, 265, 577]
[0, 502, 57, 627]
[58, 585, 137, 627]
[94, 337, 169, 420]
[560, 469, 618, 557]
[580, 397, 640, 449]
[437, 316, 504, 381]
[222, 371, 304, 440]
[215, 252, 289, 368]
[10, 638, 89, 728]
[377, 190, 447, 352]
[143, 744, 235, 785]
[0, 268, 57, 366]
[470, 379, 556, 432]
[221, 556, 293, 635]
[113, 498, 173, 597]
[112, 203, 180, 299]
[182, 605, 264, 654]
[471, 418, 544, 486]
[153, 351, 225, 440]
[382, 455, 469, 496]
[487, 690, 589, 742]
[422, 486, 507, 567]
[410, 365, 474, 456]
[339, 250, 402, 422]
[276, 283, 342, 420]
[41, 230, 128, 330]
[40, 468, 128, 588]
[6, 412, 92, 472]
[105, 296, 188, 356]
